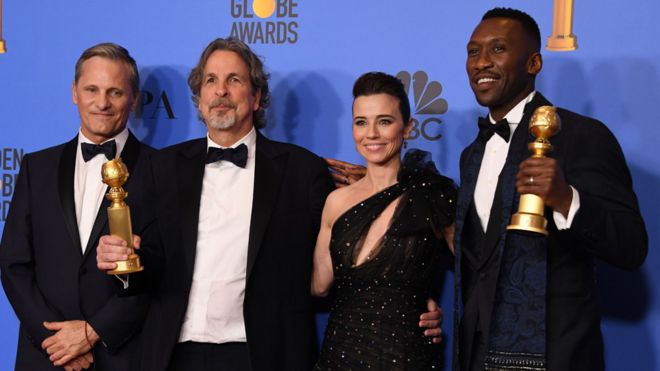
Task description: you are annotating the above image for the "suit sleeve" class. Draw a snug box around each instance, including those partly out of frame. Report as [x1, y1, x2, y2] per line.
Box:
[560, 117, 647, 270]
[85, 153, 154, 352]
[87, 221, 161, 353]
[117, 154, 164, 295]
[0, 155, 62, 347]
[86, 292, 150, 353]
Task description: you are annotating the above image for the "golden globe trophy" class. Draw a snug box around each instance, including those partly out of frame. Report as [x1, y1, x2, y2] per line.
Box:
[546, 0, 578, 51]
[507, 106, 561, 236]
[102, 158, 144, 274]
[0, 0, 7, 53]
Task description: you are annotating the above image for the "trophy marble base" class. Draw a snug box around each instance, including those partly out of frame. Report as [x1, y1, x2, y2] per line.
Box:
[107, 253, 144, 275]
[507, 212, 549, 236]
[546, 34, 577, 51]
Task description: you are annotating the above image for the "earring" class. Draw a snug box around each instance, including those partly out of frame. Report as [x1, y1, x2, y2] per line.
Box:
[403, 140, 408, 149]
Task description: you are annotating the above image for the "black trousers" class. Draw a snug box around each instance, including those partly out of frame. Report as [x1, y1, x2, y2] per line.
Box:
[168, 342, 251, 371]
[462, 330, 486, 371]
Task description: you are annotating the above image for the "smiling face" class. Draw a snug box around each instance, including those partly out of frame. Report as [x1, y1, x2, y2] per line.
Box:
[352, 93, 412, 167]
[72, 56, 137, 144]
[198, 50, 261, 137]
[466, 17, 542, 120]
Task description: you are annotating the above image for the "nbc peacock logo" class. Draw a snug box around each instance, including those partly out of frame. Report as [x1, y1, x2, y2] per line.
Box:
[396, 71, 448, 141]
[229, 0, 299, 44]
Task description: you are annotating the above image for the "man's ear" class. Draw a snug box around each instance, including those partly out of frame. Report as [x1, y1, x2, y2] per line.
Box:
[527, 52, 543, 76]
[253, 89, 262, 112]
[131, 91, 140, 112]
[72, 81, 79, 105]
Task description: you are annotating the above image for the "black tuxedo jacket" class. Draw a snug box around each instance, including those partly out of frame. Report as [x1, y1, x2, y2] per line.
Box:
[136, 132, 334, 371]
[454, 93, 647, 371]
[0, 132, 153, 370]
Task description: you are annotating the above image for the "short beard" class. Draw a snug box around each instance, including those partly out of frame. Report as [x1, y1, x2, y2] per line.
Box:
[201, 96, 237, 130]
[206, 113, 236, 130]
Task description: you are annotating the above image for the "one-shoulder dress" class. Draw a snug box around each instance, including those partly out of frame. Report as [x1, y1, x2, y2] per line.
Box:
[315, 149, 457, 370]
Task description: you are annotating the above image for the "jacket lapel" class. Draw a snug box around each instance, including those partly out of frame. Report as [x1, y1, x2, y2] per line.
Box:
[495, 93, 553, 251]
[177, 139, 207, 283]
[58, 136, 83, 254]
[246, 133, 286, 282]
[453, 94, 554, 365]
[484, 93, 553, 360]
[82, 131, 143, 259]
[455, 93, 553, 271]
[454, 136, 487, 272]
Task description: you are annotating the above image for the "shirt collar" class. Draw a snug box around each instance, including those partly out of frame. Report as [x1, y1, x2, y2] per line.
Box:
[77, 127, 129, 159]
[206, 127, 257, 160]
[489, 91, 536, 125]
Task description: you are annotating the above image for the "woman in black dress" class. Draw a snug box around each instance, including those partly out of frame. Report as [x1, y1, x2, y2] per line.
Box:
[312, 72, 456, 370]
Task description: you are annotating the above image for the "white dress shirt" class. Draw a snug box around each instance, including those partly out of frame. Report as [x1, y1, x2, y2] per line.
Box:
[178, 128, 256, 344]
[474, 91, 580, 232]
[74, 128, 128, 253]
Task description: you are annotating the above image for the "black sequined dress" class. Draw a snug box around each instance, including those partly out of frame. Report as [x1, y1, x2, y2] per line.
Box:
[315, 150, 457, 370]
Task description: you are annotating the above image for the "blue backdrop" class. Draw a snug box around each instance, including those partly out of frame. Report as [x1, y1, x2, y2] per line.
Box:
[1, 1, 658, 369]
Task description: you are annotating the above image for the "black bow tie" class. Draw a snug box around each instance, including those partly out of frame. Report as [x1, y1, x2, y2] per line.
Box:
[478, 117, 510, 143]
[205, 143, 248, 168]
[81, 140, 117, 162]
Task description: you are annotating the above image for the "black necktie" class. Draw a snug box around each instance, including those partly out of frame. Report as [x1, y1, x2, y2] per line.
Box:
[478, 117, 510, 143]
[205, 143, 248, 168]
[81, 140, 117, 162]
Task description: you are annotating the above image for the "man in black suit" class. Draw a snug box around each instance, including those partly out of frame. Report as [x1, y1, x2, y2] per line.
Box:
[0, 43, 152, 370]
[98, 37, 335, 371]
[454, 8, 647, 371]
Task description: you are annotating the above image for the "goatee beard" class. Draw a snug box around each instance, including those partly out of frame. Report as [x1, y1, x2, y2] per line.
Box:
[206, 114, 236, 130]
[205, 97, 237, 130]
